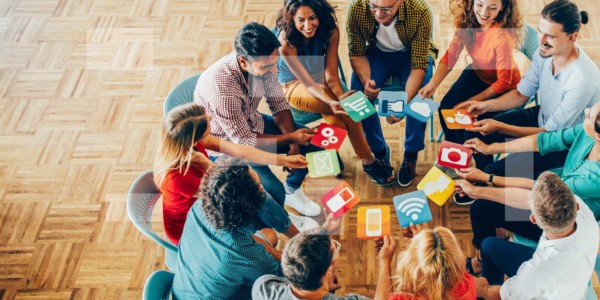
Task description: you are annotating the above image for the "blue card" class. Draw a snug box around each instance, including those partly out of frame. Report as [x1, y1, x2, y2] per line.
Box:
[377, 91, 406, 117]
[404, 97, 440, 123]
[393, 191, 433, 227]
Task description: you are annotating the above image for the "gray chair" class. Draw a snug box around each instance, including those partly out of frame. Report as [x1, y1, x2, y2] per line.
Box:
[163, 74, 201, 117]
[126, 170, 178, 270]
[142, 270, 174, 300]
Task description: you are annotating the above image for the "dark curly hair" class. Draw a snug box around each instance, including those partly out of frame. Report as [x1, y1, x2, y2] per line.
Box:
[282, 227, 332, 290]
[276, 0, 337, 48]
[451, 0, 522, 48]
[200, 156, 266, 231]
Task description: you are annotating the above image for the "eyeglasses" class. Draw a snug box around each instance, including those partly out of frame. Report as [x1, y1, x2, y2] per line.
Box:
[369, 1, 397, 15]
[331, 239, 342, 259]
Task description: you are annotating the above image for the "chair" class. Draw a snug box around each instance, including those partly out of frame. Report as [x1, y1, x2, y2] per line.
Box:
[143, 270, 175, 300]
[126, 171, 178, 270]
[163, 74, 201, 117]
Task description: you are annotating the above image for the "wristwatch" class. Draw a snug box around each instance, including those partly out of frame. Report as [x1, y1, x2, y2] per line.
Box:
[487, 174, 495, 187]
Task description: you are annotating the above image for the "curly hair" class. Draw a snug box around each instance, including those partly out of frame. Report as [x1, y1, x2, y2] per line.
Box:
[276, 0, 337, 48]
[200, 157, 266, 231]
[282, 227, 332, 291]
[450, 0, 522, 48]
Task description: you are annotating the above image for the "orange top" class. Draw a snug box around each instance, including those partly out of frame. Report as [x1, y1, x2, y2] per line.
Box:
[440, 25, 521, 94]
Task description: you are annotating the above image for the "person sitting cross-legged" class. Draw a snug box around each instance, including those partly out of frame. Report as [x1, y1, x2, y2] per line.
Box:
[474, 171, 599, 300]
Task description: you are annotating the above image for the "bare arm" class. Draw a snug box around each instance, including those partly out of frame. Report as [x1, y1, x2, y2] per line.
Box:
[405, 69, 426, 104]
[349, 56, 371, 88]
[498, 123, 546, 138]
[470, 186, 533, 210]
[484, 89, 530, 113]
[373, 236, 396, 300]
[468, 85, 500, 102]
[323, 28, 345, 99]
[465, 134, 539, 155]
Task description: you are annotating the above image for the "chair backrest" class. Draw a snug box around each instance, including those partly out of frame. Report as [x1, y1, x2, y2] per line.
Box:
[163, 74, 201, 117]
[520, 24, 538, 61]
[143, 270, 175, 300]
[126, 171, 177, 252]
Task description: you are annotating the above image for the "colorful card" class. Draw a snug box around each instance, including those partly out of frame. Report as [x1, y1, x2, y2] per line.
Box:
[321, 181, 361, 218]
[417, 167, 455, 206]
[393, 191, 432, 227]
[377, 91, 406, 117]
[307, 149, 341, 178]
[310, 123, 348, 151]
[440, 109, 475, 129]
[437, 141, 473, 170]
[404, 97, 440, 123]
[340, 91, 376, 122]
[357, 206, 390, 239]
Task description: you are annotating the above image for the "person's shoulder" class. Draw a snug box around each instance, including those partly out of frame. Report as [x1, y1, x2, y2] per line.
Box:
[201, 53, 239, 86]
[347, 0, 365, 11]
[251, 275, 290, 300]
[572, 46, 600, 82]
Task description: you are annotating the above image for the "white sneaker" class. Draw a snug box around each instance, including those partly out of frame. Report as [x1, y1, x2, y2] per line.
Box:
[284, 188, 321, 217]
[434, 163, 458, 179]
[288, 214, 319, 232]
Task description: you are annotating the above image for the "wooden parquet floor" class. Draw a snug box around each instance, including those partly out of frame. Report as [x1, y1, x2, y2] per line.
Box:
[0, 0, 598, 299]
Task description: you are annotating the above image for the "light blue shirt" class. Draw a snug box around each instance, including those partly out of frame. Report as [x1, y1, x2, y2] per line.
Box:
[517, 44, 600, 131]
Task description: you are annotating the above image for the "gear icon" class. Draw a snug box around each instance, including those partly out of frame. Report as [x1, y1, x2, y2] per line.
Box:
[321, 127, 335, 137]
[321, 140, 330, 147]
[328, 136, 338, 144]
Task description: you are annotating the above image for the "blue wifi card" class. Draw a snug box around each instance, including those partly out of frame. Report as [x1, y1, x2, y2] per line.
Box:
[393, 190, 432, 227]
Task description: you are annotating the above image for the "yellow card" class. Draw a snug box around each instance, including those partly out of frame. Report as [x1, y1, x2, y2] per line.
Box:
[357, 206, 390, 239]
[416, 167, 455, 206]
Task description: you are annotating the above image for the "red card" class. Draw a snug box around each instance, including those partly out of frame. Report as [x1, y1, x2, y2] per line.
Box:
[437, 141, 473, 169]
[321, 181, 361, 218]
[310, 123, 348, 151]
[441, 109, 475, 129]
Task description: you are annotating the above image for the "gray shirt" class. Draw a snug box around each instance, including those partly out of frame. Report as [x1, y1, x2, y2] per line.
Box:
[517, 44, 600, 131]
[251, 275, 371, 300]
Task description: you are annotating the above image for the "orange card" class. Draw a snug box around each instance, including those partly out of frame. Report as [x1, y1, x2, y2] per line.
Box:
[357, 206, 390, 239]
[441, 109, 475, 129]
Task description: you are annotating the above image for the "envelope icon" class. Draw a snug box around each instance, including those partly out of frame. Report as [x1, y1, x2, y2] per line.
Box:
[307, 150, 341, 178]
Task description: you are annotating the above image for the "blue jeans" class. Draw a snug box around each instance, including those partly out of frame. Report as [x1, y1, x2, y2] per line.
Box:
[350, 48, 434, 155]
[480, 237, 535, 285]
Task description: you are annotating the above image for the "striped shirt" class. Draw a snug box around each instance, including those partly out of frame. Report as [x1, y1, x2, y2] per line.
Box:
[194, 52, 290, 157]
[346, 0, 438, 70]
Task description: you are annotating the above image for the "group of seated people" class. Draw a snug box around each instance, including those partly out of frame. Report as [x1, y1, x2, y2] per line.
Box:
[151, 0, 600, 298]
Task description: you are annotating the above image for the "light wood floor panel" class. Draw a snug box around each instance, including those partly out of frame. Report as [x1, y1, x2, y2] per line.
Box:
[0, 0, 598, 298]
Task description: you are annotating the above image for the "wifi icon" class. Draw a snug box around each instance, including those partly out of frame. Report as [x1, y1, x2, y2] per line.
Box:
[393, 191, 433, 227]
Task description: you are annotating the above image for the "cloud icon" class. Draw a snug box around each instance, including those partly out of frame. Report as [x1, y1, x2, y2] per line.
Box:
[410, 102, 431, 117]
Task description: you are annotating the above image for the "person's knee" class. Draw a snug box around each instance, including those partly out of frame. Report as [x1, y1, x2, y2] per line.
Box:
[481, 237, 503, 257]
[470, 200, 486, 220]
[260, 228, 278, 247]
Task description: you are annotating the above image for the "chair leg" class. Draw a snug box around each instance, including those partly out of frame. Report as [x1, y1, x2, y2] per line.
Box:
[429, 115, 435, 142]
[437, 131, 444, 142]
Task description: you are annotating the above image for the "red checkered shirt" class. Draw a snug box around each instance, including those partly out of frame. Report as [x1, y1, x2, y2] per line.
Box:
[194, 52, 290, 157]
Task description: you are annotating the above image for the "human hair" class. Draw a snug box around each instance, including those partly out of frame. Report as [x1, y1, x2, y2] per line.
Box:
[235, 22, 282, 60]
[393, 227, 468, 300]
[200, 157, 266, 231]
[276, 0, 337, 48]
[281, 227, 332, 291]
[542, 0, 588, 35]
[531, 171, 577, 234]
[451, 0, 522, 47]
[154, 103, 209, 188]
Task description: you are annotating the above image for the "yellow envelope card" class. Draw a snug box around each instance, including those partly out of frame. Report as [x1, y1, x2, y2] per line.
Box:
[416, 167, 455, 206]
[357, 206, 390, 239]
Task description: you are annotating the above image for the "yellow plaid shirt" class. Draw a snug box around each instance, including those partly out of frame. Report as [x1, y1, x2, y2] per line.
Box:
[346, 0, 439, 70]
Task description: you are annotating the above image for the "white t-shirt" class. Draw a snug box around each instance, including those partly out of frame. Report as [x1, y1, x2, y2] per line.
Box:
[500, 196, 599, 299]
[375, 17, 406, 52]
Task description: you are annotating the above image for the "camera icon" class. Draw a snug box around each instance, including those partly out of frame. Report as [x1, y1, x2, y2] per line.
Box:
[440, 147, 468, 166]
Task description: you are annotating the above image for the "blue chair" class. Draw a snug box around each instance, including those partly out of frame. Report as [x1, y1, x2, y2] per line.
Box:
[143, 270, 174, 300]
[126, 171, 178, 270]
[163, 74, 201, 117]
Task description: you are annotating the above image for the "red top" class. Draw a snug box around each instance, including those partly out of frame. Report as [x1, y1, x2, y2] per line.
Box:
[160, 143, 208, 245]
[387, 272, 476, 300]
[440, 25, 521, 94]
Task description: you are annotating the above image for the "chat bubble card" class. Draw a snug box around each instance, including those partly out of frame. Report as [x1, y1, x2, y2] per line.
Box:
[310, 123, 348, 151]
[378, 91, 406, 117]
[393, 191, 432, 228]
[404, 97, 440, 123]
[441, 109, 475, 129]
[357, 206, 390, 239]
[437, 141, 473, 170]
[417, 167, 455, 206]
[340, 91, 376, 122]
[307, 149, 341, 178]
[321, 181, 361, 218]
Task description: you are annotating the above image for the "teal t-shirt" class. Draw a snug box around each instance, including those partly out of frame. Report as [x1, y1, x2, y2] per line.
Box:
[538, 124, 600, 218]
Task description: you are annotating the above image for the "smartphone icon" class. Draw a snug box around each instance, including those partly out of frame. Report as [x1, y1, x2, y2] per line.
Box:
[326, 187, 355, 213]
[366, 208, 382, 237]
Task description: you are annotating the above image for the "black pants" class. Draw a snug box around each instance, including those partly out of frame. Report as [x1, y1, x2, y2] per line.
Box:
[438, 66, 497, 144]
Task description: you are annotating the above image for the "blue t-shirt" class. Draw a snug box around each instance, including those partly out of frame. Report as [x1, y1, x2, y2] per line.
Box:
[277, 34, 328, 83]
[172, 202, 282, 300]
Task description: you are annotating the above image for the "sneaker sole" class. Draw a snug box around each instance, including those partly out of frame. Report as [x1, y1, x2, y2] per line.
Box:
[397, 177, 414, 187]
[453, 195, 475, 206]
[369, 178, 396, 187]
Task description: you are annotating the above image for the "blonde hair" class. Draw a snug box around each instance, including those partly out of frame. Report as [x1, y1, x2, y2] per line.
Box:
[394, 227, 468, 300]
[153, 103, 209, 188]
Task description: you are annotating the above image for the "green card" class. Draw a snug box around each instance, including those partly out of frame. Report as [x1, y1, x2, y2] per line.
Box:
[340, 91, 376, 122]
[307, 149, 341, 178]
